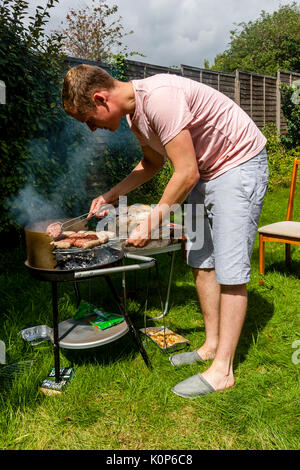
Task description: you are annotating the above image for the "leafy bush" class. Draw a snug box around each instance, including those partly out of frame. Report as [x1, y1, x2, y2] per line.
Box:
[0, 0, 67, 234]
[262, 123, 299, 190]
[280, 83, 300, 149]
[0, 1, 103, 239]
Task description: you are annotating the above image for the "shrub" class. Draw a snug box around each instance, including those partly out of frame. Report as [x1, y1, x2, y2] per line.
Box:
[0, 0, 67, 234]
[280, 83, 300, 149]
[0, 1, 101, 239]
[262, 123, 299, 190]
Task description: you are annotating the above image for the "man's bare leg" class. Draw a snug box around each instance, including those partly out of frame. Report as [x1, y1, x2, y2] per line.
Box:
[200, 283, 248, 391]
[193, 268, 220, 360]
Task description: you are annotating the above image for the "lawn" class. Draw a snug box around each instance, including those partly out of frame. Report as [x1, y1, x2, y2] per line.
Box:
[0, 185, 299, 450]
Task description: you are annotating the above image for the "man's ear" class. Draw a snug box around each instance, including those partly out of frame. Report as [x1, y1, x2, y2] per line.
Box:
[93, 91, 108, 106]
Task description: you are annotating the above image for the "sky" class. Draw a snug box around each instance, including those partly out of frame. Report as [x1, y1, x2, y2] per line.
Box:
[26, 0, 297, 68]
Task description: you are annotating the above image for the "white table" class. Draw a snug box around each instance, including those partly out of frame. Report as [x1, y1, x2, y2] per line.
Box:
[124, 242, 183, 319]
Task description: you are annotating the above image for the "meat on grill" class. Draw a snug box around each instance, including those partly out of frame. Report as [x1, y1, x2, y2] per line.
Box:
[50, 230, 111, 250]
[46, 223, 62, 239]
[50, 239, 75, 249]
[74, 239, 100, 249]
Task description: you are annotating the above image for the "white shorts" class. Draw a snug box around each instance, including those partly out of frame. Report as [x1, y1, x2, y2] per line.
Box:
[186, 147, 269, 285]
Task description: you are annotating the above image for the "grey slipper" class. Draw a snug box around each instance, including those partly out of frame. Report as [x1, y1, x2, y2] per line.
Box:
[169, 349, 203, 367]
[171, 372, 215, 399]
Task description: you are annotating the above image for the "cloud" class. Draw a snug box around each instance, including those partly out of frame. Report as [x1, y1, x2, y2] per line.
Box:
[26, 0, 294, 68]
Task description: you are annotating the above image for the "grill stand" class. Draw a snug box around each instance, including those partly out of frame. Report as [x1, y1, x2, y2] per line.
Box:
[27, 253, 156, 383]
[51, 282, 61, 383]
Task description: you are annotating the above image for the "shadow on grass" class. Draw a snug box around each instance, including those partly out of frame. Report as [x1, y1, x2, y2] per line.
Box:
[263, 259, 300, 280]
[61, 280, 275, 372]
[236, 289, 274, 365]
[61, 333, 146, 368]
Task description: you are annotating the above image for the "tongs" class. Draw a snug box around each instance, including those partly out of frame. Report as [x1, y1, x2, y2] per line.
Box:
[49, 204, 116, 233]
[58, 212, 90, 231]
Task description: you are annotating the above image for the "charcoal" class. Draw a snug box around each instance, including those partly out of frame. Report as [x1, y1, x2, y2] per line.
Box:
[53, 245, 122, 271]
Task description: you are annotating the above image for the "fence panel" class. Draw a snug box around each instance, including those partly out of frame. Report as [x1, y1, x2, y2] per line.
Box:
[180, 65, 201, 82]
[64, 56, 299, 132]
[219, 74, 236, 101]
[264, 77, 277, 126]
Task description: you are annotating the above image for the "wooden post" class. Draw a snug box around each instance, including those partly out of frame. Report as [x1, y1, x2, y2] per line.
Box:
[276, 70, 281, 134]
[235, 70, 240, 105]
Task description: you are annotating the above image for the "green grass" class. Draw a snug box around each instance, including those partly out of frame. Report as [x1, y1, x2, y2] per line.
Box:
[0, 185, 299, 450]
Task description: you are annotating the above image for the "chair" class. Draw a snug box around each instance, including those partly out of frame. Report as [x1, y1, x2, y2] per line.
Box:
[258, 158, 300, 284]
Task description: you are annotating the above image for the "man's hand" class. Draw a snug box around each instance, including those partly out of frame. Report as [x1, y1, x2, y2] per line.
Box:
[88, 194, 118, 219]
[125, 223, 150, 248]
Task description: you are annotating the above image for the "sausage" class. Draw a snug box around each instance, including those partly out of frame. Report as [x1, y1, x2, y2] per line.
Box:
[83, 234, 98, 240]
[50, 239, 74, 249]
[68, 232, 88, 239]
[97, 231, 114, 240]
[73, 238, 89, 248]
[62, 231, 76, 237]
[81, 239, 102, 249]
[83, 231, 97, 236]
[96, 232, 109, 244]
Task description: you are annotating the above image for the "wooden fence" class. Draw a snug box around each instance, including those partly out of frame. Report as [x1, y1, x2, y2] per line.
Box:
[65, 56, 300, 133]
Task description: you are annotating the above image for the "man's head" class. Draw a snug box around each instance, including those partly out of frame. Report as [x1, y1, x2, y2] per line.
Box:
[62, 64, 122, 132]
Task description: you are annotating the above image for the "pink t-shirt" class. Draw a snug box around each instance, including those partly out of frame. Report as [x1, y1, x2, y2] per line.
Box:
[126, 74, 267, 180]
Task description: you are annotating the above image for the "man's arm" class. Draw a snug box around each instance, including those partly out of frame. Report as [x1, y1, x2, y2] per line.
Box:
[88, 146, 165, 218]
[156, 128, 200, 207]
[126, 129, 200, 246]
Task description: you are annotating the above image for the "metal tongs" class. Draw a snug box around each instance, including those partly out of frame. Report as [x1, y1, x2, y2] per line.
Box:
[49, 204, 116, 233]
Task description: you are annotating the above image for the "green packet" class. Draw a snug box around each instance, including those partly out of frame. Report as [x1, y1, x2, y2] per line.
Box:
[89, 311, 124, 330]
[74, 301, 124, 330]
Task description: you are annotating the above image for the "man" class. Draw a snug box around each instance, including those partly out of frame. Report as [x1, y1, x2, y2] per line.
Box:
[62, 64, 268, 398]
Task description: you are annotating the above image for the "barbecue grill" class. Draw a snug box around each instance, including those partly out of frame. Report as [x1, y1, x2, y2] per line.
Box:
[24, 220, 161, 383]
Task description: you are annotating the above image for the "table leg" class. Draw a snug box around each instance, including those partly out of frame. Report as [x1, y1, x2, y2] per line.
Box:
[51, 281, 60, 383]
[152, 250, 176, 320]
[122, 259, 127, 310]
[104, 275, 152, 369]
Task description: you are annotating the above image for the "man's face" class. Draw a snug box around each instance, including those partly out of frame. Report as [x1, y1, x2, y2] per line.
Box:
[72, 91, 122, 132]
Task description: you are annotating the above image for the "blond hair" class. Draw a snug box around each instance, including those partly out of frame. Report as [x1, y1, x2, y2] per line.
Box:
[62, 64, 115, 117]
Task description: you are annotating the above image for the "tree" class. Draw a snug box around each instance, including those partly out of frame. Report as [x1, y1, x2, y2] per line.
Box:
[0, 0, 66, 234]
[280, 83, 300, 149]
[212, 2, 300, 75]
[57, 0, 134, 62]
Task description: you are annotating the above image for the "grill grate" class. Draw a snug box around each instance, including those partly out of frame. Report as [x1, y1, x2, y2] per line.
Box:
[53, 244, 123, 271]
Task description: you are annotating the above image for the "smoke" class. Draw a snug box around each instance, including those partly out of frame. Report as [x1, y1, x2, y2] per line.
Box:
[8, 115, 114, 227]
[7, 111, 141, 229]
